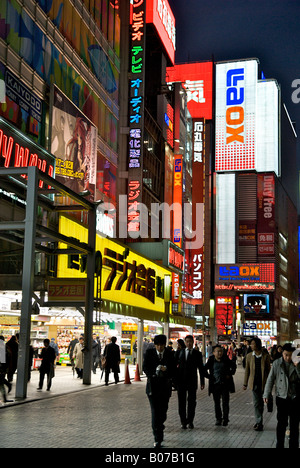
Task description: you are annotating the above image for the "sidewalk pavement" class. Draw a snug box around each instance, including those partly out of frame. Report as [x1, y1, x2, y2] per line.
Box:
[0, 365, 280, 449]
[0, 362, 138, 406]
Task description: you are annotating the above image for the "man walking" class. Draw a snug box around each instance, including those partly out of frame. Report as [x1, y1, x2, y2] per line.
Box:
[175, 335, 205, 429]
[37, 339, 56, 391]
[243, 338, 271, 431]
[263, 343, 300, 449]
[143, 334, 176, 448]
[205, 345, 236, 426]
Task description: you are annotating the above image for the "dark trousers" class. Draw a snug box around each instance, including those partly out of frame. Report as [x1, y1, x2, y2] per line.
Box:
[213, 385, 230, 422]
[178, 386, 197, 424]
[276, 397, 300, 449]
[148, 394, 170, 443]
[105, 368, 119, 384]
[39, 368, 53, 390]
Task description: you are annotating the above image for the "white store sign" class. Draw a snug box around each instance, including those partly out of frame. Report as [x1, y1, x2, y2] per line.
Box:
[243, 321, 277, 336]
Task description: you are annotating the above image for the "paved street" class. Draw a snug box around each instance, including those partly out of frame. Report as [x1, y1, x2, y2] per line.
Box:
[0, 366, 280, 449]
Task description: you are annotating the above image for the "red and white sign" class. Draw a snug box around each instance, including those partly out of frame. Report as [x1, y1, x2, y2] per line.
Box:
[166, 62, 213, 119]
[146, 0, 176, 65]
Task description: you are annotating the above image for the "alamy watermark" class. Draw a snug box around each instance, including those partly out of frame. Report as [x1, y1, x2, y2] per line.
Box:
[97, 198, 204, 251]
[291, 79, 300, 103]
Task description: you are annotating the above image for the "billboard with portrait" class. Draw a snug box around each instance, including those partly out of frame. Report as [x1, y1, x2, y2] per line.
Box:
[51, 86, 97, 197]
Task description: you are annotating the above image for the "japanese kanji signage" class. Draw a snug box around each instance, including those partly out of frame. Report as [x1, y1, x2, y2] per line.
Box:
[48, 279, 86, 303]
[58, 216, 171, 315]
[128, 0, 146, 235]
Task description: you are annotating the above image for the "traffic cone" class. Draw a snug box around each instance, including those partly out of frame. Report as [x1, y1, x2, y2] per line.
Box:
[134, 363, 141, 382]
[124, 359, 131, 385]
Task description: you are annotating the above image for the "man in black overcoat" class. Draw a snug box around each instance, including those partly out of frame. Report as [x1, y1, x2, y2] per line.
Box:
[204, 345, 236, 426]
[175, 335, 205, 429]
[143, 334, 176, 448]
[104, 336, 121, 385]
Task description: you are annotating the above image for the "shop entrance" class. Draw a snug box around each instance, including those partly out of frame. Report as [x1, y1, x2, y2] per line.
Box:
[0, 166, 97, 399]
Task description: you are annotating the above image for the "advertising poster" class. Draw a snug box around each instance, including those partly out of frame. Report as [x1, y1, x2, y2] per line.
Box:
[51, 86, 97, 197]
[0, 63, 43, 144]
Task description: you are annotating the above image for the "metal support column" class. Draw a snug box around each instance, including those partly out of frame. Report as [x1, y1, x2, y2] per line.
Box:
[16, 167, 38, 399]
[137, 319, 144, 374]
[83, 206, 96, 385]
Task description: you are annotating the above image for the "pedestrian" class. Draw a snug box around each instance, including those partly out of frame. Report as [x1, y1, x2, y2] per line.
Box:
[143, 334, 176, 448]
[50, 338, 59, 359]
[73, 337, 85, 379]
[0, 336, 13, 403]
[37, 339, 56, 391]
[263, 343, 300, 449]
[206, 341, 213, 359]
[103, 336, 121, 386]
[68, 335, 79, 374]
[132, 340, 138, 365]
[6, 335, 19, 383]
[243, 338, 271, 431]
[242, 339, 251, 368]
[92, 334, 101, 374]
[175, 335, 205, 429]
[204, 344, 236, 426]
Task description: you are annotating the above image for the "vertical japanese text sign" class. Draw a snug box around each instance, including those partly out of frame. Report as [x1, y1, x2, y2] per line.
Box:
[128, 0, 146, 236]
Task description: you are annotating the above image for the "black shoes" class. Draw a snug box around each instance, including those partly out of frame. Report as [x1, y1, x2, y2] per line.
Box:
[254, 423, 264, 431]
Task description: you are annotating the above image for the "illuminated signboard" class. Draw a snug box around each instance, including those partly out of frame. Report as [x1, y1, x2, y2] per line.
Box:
[58, 216, 170, 314]
[168, 242, 185, 274]
[243, 321, 277, 336]
[0, 116, 55, 188]
[166, 62, 213, 120]
[146, 0, 176, 65]
[215, 59, 258, 172]
[256, 80, 280, 176]
[216, 296, 234, 335]
[244, 294, 270, 314]
[172, 154, 183, 304]
[128, 0, 146, 234]
[215, 60, 280, 175]
[216, 263, 275, 289]
[173, 154, 183, 247]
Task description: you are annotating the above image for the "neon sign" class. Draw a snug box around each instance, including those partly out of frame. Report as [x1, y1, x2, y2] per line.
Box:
[0, 117, 55, 188]
[128, 0, 146, 235]
[146, 0, 176, 65]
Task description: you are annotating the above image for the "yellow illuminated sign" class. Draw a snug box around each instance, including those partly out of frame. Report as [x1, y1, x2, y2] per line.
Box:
[57, 216, 171, 314]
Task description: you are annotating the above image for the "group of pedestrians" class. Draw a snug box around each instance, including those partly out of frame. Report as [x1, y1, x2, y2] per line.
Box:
[143, 334, 300, 449]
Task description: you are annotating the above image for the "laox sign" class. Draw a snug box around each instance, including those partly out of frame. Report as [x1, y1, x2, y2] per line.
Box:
[226, 68, 245, 144]
[220, 265, 260, 277]
[244, 323, 272, 331]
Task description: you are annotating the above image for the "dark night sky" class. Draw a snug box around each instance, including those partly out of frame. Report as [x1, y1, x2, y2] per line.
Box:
[169, 0, 300, 161]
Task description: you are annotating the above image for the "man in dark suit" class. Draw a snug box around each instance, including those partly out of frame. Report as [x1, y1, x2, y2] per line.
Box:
[104, 337, 121, 385]
[204, 345, 236, 426]
[175, 335, 205, 429]
[143, 334, 176, 448]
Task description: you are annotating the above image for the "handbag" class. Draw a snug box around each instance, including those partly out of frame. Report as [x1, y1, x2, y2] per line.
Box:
[267, 394, 274, 412]
[101, 356, 107, 369]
